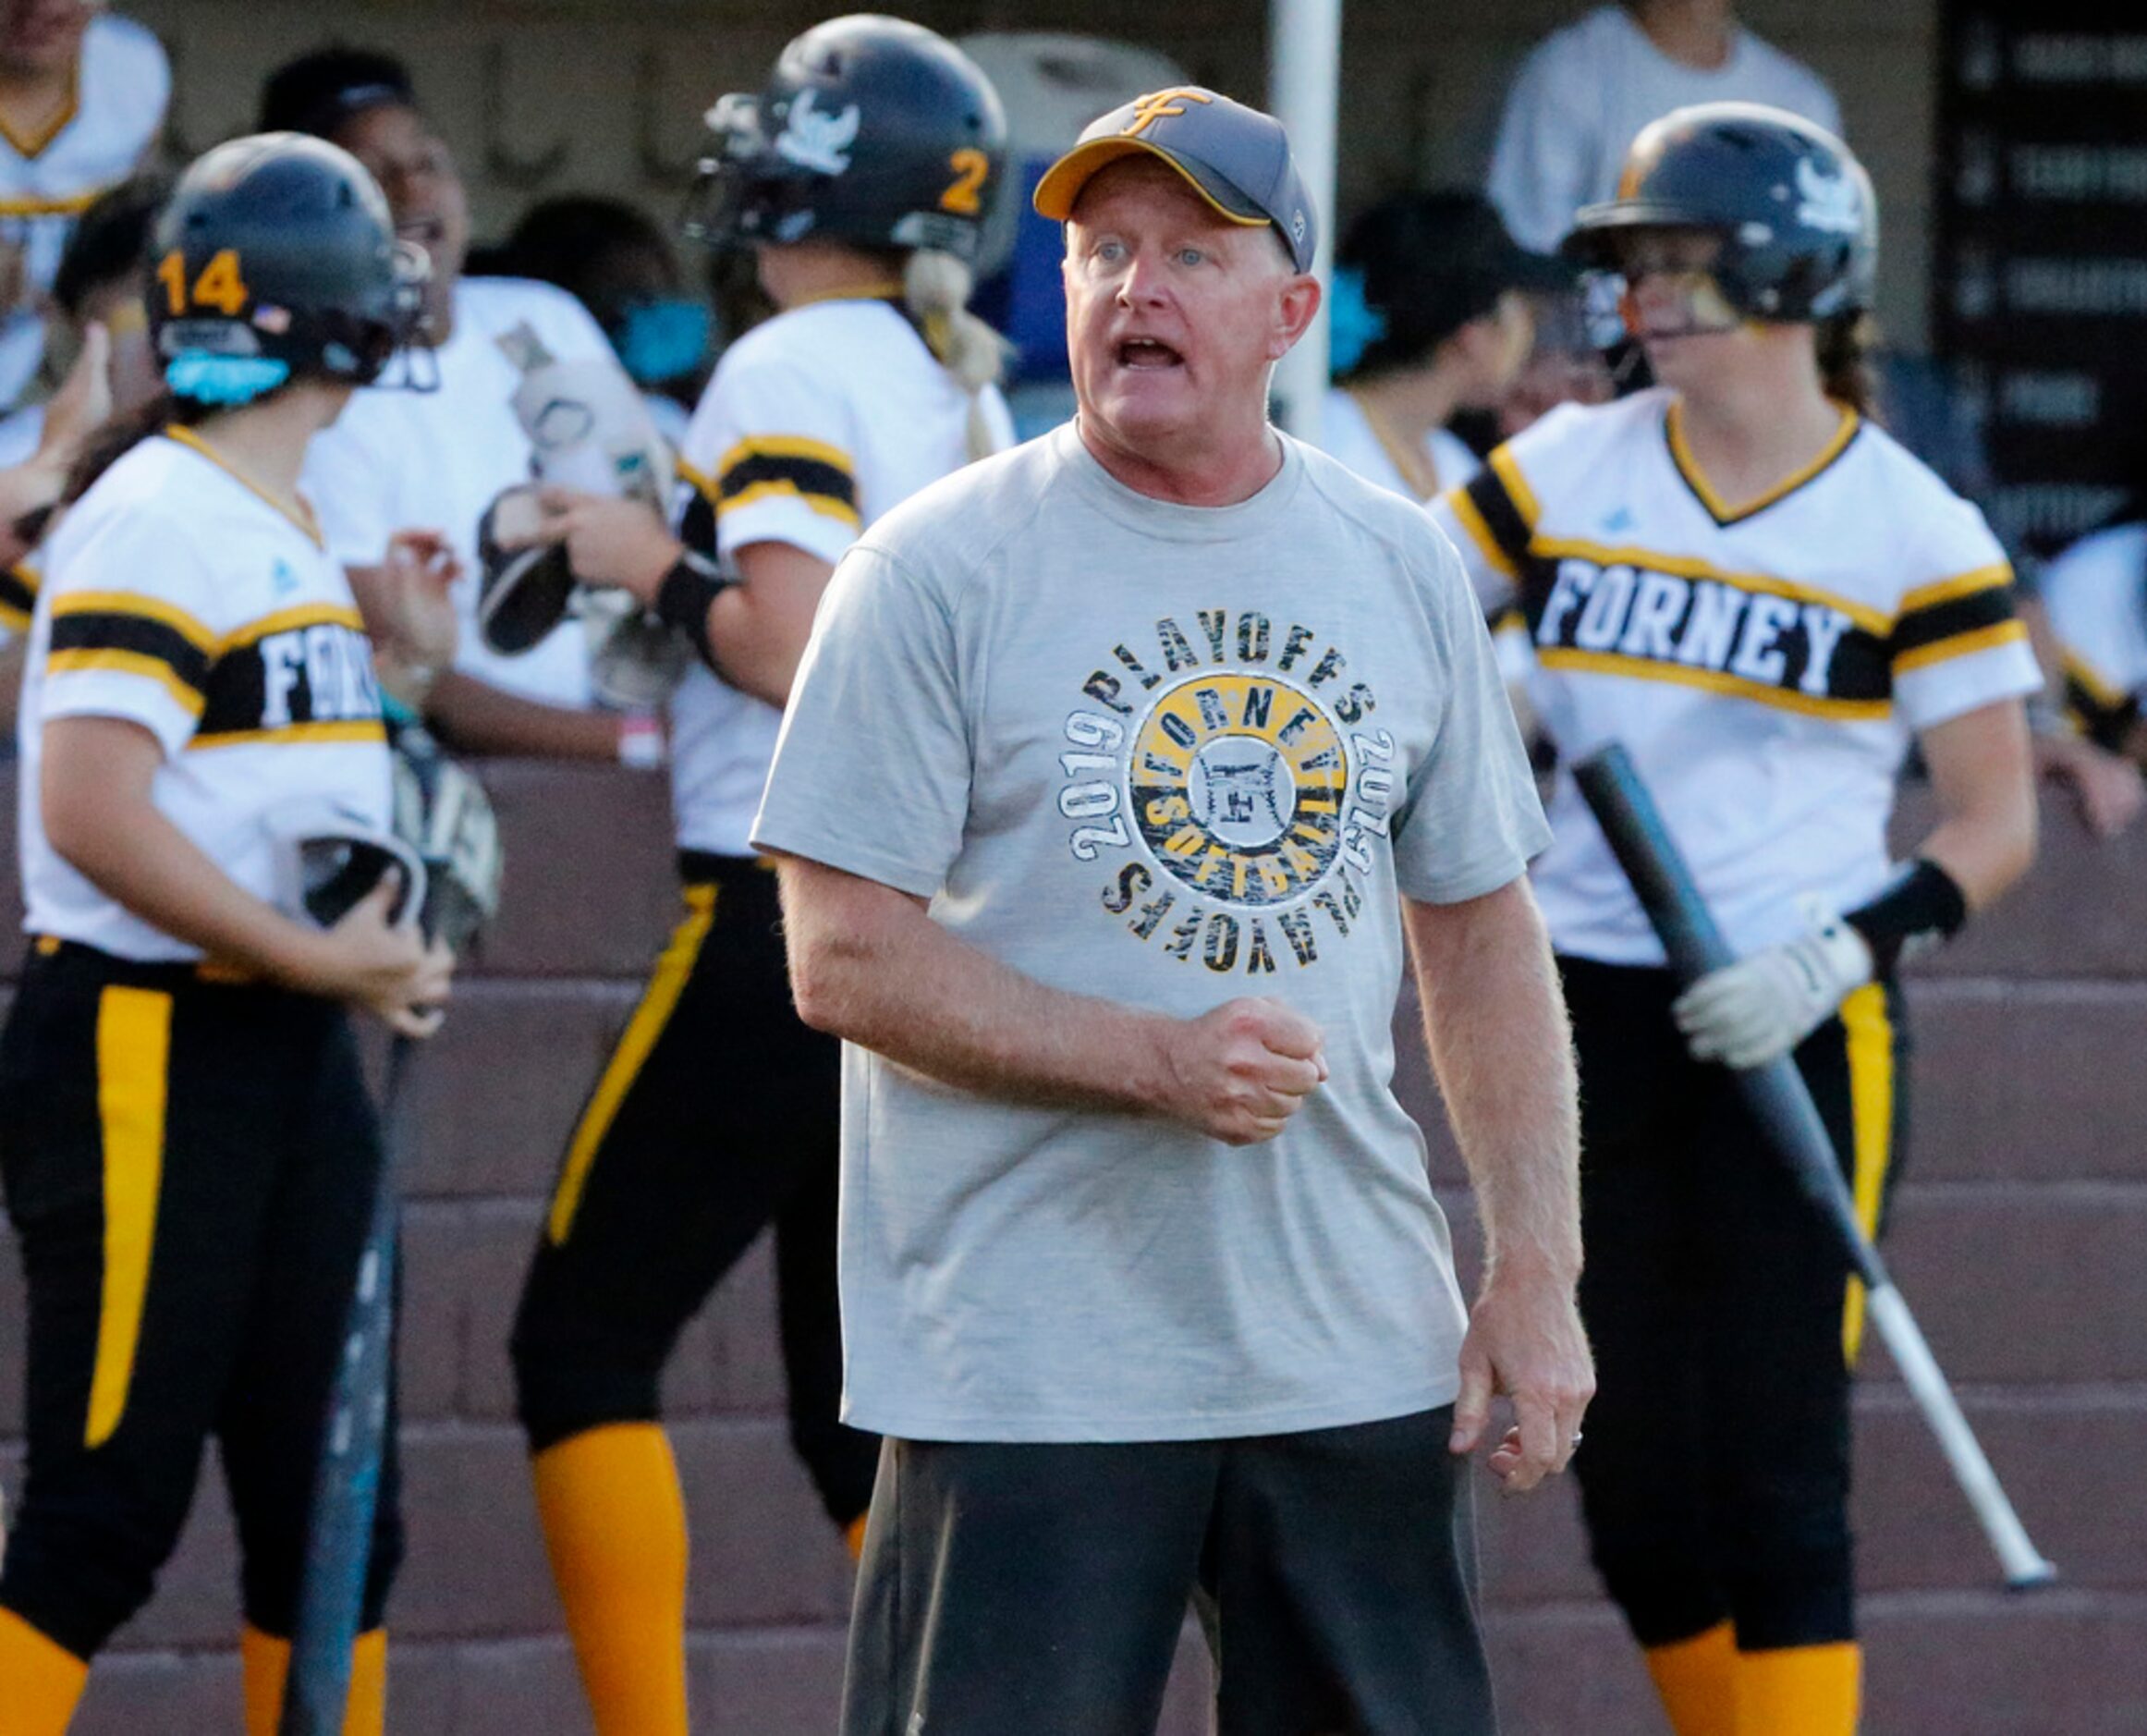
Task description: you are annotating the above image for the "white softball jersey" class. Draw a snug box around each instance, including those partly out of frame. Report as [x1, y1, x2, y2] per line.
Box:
[667, 293, 1013, 858]
[2038, 520, 2147, 751]
[0, 11, 168, 408]
[20, 428, 391, 963]
[1429, 385, 2041, 965]
[1314, 387, 1482, 503]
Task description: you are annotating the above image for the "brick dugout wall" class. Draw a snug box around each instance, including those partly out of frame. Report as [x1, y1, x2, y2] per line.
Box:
[1, 764, 2140, 1733]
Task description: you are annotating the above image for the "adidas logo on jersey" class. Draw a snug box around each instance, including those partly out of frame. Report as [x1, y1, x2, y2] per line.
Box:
[1531, 554, 1885, 715]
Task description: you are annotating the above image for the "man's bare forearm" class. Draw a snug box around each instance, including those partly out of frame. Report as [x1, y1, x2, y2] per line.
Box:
[1405, 877, 1581, 1281]
[775, 853, 1181, 1114]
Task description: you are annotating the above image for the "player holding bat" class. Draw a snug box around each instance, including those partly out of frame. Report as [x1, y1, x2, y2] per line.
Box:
[1431, 103, 2039, 1734]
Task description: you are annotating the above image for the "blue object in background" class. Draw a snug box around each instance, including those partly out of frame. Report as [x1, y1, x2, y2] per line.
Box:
[972, 156, 1073, 388]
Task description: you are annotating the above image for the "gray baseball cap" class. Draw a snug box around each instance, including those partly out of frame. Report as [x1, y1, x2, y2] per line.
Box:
[1033, 87, 1318, 273]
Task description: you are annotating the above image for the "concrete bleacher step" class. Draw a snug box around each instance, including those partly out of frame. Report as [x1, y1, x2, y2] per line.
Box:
[62, 1596, 2147, 1734]
[3, 768, 2141, 1731]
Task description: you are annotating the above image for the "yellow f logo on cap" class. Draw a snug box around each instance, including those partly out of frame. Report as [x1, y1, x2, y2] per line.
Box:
[1123, 88, 1214, 138]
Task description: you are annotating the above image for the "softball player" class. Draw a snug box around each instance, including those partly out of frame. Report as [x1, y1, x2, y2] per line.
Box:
[1320, 190, 1563, 504]
[1432, 104, 2040, 1734]
[499, 19, 1010, 1734]
[2041, 512, 2147, 763]
[0, 2, 167, 412]
[0, 134, 450, 1734]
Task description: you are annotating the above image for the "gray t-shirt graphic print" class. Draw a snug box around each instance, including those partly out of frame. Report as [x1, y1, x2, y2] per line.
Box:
[754, 422, 1550, 1442]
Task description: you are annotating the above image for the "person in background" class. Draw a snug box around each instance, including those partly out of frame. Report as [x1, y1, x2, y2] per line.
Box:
[262, 47, 645, 763]
[1487, 0, 1838, 255]
[0, 171, 161, 739]
[489, 194, 712, 446]
[0, 0, 166, 412]
[1319, 190, 1567, 504]
[0, 170, 163, 470]
[497, 20, 1012, 1733]
[2030, 503, 2147, 835]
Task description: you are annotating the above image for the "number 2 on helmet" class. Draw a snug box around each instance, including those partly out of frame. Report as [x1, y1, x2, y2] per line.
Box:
[939, 149, 989, 215]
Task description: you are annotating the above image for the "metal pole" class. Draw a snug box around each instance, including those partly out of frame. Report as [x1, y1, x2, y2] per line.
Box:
[1268, 0, 1340, 441]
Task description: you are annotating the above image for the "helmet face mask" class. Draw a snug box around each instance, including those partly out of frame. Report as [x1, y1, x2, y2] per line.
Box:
[1589, 227, 1745, 344]
[684, 92, 813, 251]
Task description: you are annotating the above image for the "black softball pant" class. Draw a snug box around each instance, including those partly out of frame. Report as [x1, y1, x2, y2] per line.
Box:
[0, 942, 399, 1660]
[509, 853, 878, 1526]
[1559, 956, 1907, 1653]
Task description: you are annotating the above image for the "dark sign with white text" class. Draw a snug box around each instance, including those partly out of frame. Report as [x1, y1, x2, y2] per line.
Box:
[1936, 6, 2147, 556]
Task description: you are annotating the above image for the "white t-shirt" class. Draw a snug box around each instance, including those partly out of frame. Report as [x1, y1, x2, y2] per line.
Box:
[0, 12, 168, 409]
[1315, 387, 1481, 503]
[1486, 5, 1841, 253]
[753, 425, 1550, 1442]
[301, 275, 623, 709]
[2039, 520, 2147, 749]
[21, 428, 391, 962]
[1429, 387, 2039, 966]
[669, 295, 1012, 857]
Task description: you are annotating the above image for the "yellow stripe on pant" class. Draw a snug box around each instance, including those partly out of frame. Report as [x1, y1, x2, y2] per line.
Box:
[1838, 984, 1894, 1366]
[86, 985, 173, 1448]
[545, 886, 717, 1246]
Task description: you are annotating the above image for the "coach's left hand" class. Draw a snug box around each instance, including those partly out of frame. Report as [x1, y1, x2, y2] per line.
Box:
[1450, 1267, 1593, 1493]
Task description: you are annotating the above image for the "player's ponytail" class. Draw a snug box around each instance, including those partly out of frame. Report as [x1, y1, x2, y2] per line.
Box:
[1817, 312, 1882, 422]
[903, 248, 1008, 463]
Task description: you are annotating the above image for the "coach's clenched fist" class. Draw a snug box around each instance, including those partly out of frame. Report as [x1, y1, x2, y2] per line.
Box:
[1158, 997, 1329, 1145]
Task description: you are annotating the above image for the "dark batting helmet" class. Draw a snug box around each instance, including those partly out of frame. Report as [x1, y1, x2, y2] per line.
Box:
[151, 131, 427, 404]
[1561, 102, 1876, 324]
[689, 14, 1006, 263]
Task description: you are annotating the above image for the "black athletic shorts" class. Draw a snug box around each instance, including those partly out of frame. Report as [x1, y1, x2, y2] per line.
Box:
[0, 940, 399, 1658]
[844, 1407, 1495, 1736]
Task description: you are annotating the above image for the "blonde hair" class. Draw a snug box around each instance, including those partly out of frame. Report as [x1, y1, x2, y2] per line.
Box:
[904, 248, 1008, 462]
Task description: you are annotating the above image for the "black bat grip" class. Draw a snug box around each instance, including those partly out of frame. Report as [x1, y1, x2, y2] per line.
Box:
[1573, 745, 1891, 1291]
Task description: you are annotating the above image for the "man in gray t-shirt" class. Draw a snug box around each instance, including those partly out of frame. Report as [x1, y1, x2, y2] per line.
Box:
[755, 87, 1593, 1735]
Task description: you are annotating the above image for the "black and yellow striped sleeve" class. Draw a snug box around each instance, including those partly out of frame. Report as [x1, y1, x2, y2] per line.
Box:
[0, 561, 37, 631]
[1444, 446, 1538, 581]
[714, 435, 860, 529]
[673, 458, 719, 560]
[1888, 564, 2027, 677]
[2063, 653, 2142, 752]
[45, 590, 216, 717]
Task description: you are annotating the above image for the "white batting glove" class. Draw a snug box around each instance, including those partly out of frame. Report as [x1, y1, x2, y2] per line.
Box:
[1672, 899, 1873, 1070]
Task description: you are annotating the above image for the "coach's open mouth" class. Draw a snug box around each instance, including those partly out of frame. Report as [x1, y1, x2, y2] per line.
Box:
[1116, 337, 1184, 369]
